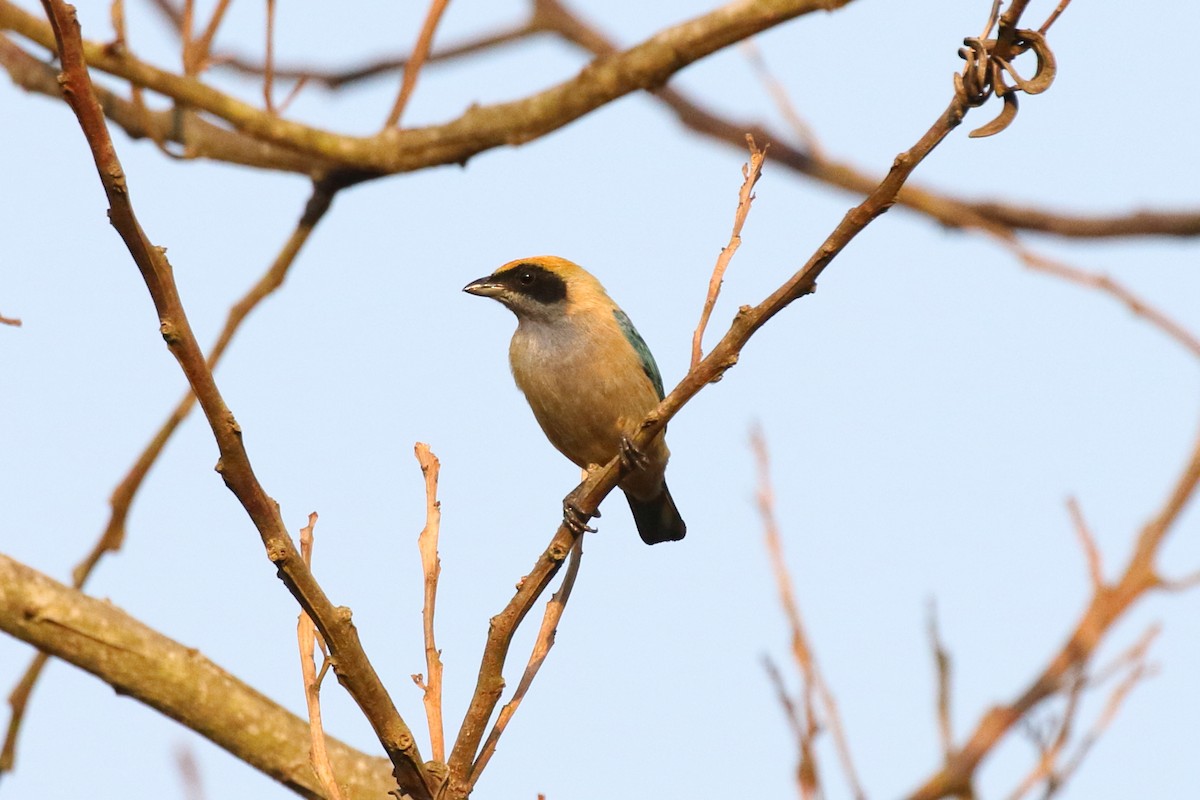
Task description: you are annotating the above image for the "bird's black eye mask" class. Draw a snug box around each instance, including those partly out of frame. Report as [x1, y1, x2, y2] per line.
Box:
[499, 263, 568, 304]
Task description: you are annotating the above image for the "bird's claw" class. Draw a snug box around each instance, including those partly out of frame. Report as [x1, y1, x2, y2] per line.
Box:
[563, 499, 598, 535]
[619, 435, 650, 473]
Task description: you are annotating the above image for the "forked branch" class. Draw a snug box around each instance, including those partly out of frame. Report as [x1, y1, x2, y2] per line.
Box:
[35, 3, 431, 797]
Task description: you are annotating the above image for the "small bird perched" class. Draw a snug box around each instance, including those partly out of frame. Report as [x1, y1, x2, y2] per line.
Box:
[463, 256, 686, 544]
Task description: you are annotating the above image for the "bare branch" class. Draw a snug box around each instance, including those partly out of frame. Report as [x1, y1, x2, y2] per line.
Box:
[469, 537, 584, 790]
[0, 553, 395, 799]
[740, 39, 824, 158]
[1, 179, 335, 776]
[1052, 628, 1156, 790]
[174, 743, 208, 800]
[413, 443, 446, 766]
[33, 4, 432, 796]
[298, 513, 347, 800]
[907, 412, 1200, 800]
[927, 601, 955, 764]
[1065, 498, 1104, 591]
[384, 0, 452, 128]
[764, 655, 820, 800]
[183, 0, 232, 75]
[994, 235, 1200, 361]
[1158, 568, 1200, 592]
[1039, 0, 1074, 35]
[0, 0, 853, 175]
[263, 0, 277, 112]
[0, 310, 20, 326]
[691, 135, 766, 370]
[753, 425, 864, 799]
[536, 0, 1199, 241]
[0, 34, 322, 173]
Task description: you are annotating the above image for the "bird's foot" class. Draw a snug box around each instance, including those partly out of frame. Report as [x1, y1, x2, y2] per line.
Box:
[619, 435, 649, 473]
[562, 490, 600, 535]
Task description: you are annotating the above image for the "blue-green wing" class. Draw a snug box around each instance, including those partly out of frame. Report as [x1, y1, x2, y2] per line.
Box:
[613, 308, 665, 401]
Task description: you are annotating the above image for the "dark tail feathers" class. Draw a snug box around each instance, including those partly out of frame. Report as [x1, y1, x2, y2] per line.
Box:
[625, 484, 686, 545]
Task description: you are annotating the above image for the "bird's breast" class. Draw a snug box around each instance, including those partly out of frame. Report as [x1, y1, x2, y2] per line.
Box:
[509, 317, 666, 474]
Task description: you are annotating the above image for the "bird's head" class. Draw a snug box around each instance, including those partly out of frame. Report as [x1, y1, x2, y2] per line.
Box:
[463, 256, 605, 322]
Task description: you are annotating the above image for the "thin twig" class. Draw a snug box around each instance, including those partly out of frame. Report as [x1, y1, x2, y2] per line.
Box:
[0, 311, 20, 326]
[753, 424, 865, 800]
[109, 0, 178, 158]
[764, 655, 820, 800]
[468, 536, 584, 790]
[908, 419, 1200, 799]
[1006, 625, 1158, 800]
[34, 4, 432, 796]
[174, 743, 207, 800]
[384, 0, 452, 128]
[691, 135, 766, 370]
[0, 32, 320, 172]
[297, 512, 346, 800]
[993, 233, 1200, 360]
[1051, 629, 1157, 791]
[1039, 0, 1075, 35]
[263, 0, 277, 113]
[184, 0, 232, 75]
[927, 601, 955, 764]
[1006, 668, 1083, 800]
[146, 0, 534, 89]
[1065, 497, 1104, 591]
[0, 179, 335, 776]
[413, 443, 446, 765]
[1158, 568, 1200, 592]
[740, 39, 824, 158]
[179, 0, 193, 68]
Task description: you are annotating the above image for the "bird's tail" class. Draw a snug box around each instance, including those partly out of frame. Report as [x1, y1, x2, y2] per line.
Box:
[626, 483, 686, 545]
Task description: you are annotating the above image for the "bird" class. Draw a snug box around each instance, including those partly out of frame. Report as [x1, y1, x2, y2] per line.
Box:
[463, 256, 686, 545]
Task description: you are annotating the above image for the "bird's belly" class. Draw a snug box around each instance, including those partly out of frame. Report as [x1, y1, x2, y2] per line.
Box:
[523, 364, 634, 467]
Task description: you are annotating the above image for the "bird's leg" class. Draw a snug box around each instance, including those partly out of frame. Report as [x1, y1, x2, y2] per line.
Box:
[563, 485, 599, 535]
[618, 435, 650, 473]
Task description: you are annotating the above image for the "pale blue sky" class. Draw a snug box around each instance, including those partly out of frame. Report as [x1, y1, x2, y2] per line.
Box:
[3, 2, 1199, 799]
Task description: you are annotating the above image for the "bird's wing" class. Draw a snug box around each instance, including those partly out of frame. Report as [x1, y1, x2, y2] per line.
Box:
[612, 308, 665, 401]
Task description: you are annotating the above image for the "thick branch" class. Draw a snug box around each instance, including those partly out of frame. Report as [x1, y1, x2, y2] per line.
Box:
[0, 553, 394, 800]
[0, 34, 324, 174]
[0, 0, 844, 174]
